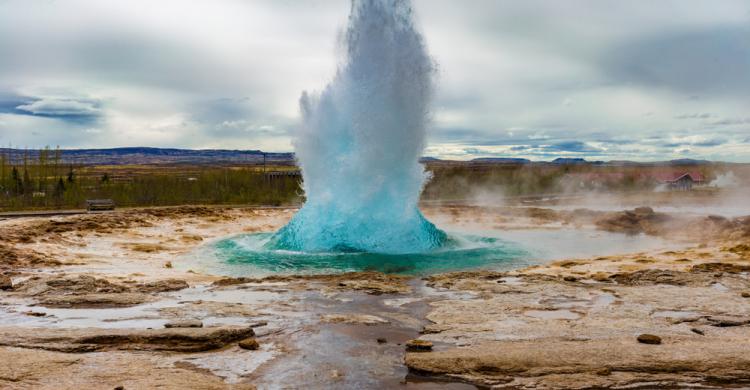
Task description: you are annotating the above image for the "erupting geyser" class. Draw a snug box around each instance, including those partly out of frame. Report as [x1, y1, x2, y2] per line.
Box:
[269, 0, 446, 253]
[208, 0, 529, 275]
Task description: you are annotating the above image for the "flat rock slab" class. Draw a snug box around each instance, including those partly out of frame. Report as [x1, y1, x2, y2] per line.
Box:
[0, 326, 255, 353]
[406, 337, 750, 388]
[37, 293, 152, 308]
[164, 320, 203, 329]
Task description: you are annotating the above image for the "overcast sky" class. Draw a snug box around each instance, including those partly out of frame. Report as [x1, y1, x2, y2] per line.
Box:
[0, 0, 748, 161]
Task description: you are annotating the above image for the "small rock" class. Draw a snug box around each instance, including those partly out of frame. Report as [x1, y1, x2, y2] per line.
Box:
[595, 367, 611, 376]
[114, 386, 124, 390]
[238, 337, 260, 350]
[634, 206, 654, 216]
[24, 311, 46, 317]
[637, 334, 662, 345]
[164, 261, 173, 269]
[591, 272, 610, 282]
[741, 291, 750, 298]
[330, 369, 343, 379]
[707, 315, 750, 327]
[691, 328, 705, 336]
[0, 275, 12, 290]
[377, 338, 387, 344]
[406, 339, 433, 352]
[164, 320, 203, 329]
[563, 276, 578, 282]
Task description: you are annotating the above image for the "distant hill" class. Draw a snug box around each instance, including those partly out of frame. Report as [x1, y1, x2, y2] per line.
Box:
[470, 157, 531, 164]
[551, 157, 589, 165]
[0, 147, 295, 166]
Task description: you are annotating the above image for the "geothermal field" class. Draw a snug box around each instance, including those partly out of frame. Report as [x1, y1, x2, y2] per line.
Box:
[2, 0, 749, 389]
[2, 195, 750, 389]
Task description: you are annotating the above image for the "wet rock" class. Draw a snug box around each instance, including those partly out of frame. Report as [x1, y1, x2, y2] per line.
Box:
[406, 339, 433, 352]
[212, 277, 256, 287]
[633, 206, 655, 216]
[726, 243, 750, 256]
[0, 275, 12, 290]
[335, 279, 409, 295]
[591, 272, 611, 282]
[12, 274, 133, 297]
[637, 334, 662, 345]
[610, 269, 706, 286]
[164, 320, 203, 329]
[595, 207, 670, 235]
[0, 325, 255, 353]
[44, 275, 129, 294]
[0, 243, 58, 271]
[238, 337, 260, 350]
[691, 263, 750, 274]
[706, 315, 750, 327]
[38, 293, 151, 308]
[137, 279, 188, 293]
[321, 314, 389, 325]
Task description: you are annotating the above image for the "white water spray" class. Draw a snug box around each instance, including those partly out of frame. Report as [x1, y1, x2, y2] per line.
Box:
[270, 0, 446, 253]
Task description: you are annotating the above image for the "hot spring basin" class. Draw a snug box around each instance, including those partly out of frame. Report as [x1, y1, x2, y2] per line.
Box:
[188, 228, 681, 277]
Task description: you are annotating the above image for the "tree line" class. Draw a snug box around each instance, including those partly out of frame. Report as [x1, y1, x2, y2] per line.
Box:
[0, 147, 302, 211]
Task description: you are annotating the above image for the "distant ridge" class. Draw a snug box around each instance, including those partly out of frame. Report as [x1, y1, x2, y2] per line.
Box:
[0, 147, 729, 166]
[0, 147, 295, 165]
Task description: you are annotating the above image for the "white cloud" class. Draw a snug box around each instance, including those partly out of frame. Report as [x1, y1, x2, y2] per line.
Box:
[16, 98, 100, 116]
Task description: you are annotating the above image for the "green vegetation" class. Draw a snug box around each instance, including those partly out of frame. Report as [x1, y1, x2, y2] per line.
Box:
[0, 148, 301, 211]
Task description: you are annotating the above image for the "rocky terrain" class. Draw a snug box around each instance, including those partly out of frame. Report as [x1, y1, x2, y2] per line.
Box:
[0, 204, 748, 388]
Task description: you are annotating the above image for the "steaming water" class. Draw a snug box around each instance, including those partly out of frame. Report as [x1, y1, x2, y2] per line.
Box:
[269, 0, 446, 254]
[215, 232, 530, 275]
[200, 227, 681, 276]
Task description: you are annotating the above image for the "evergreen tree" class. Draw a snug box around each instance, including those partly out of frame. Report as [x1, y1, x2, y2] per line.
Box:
[22, 169, 31, 194]
[54, 177, 66, 199]
[11, 167, 22, 195]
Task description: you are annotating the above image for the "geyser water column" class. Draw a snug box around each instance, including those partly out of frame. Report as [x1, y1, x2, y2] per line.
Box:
[269, 0, 446, 254]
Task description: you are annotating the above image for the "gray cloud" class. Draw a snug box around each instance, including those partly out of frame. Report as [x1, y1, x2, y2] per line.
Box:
[601, 25, 750, 97]
[542, 141, 602, 153]
[675, 113, 717, 120]
[710, 118, 750, 126]
[0, 0, 748, 161]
